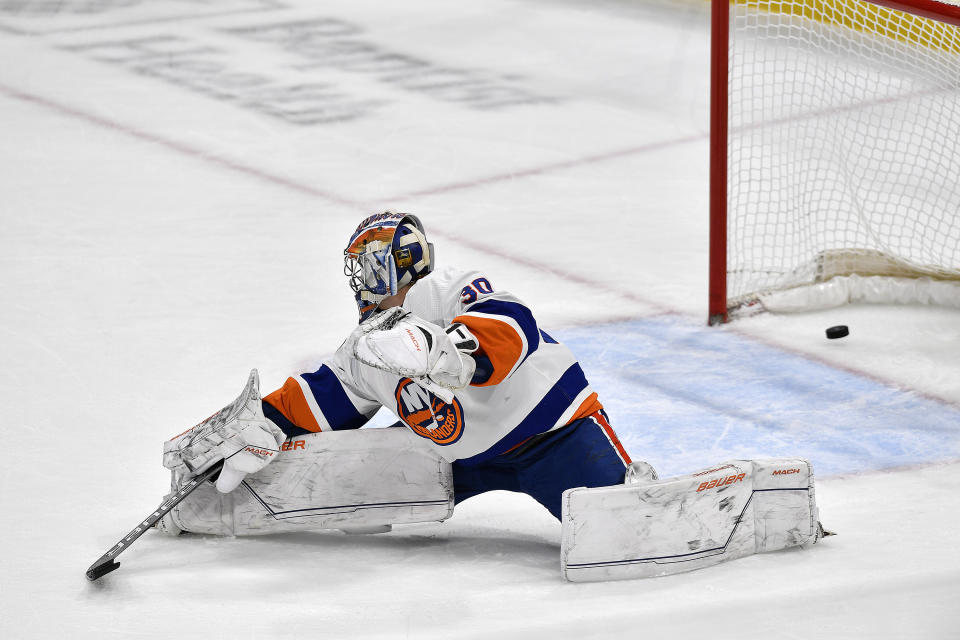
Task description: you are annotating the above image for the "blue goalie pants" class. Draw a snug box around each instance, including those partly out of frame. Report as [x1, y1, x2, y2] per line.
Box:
[451, 412, 632, 520]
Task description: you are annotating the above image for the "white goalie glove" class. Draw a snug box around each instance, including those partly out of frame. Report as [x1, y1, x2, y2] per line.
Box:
[352, 308, 478, 403]
[162, 369, 286, 494]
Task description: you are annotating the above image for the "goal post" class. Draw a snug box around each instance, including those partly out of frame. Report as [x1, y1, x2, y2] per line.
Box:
[709, 0, 960, 324]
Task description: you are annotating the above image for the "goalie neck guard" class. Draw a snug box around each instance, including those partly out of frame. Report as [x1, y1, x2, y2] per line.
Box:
[344, 211, 435, 321]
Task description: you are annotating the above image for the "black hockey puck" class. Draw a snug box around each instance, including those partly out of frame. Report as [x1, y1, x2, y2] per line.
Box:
[825, 325, 849, 339]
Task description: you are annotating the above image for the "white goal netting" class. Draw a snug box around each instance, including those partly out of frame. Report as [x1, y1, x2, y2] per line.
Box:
[726, 0, 960, 313]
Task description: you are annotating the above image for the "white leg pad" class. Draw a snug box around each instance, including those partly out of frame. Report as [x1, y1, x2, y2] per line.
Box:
[167, 426, 453, 536]
[561, 458, 820, 582]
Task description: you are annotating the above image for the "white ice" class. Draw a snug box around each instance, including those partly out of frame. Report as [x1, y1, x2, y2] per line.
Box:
[1, 1, 958, 638]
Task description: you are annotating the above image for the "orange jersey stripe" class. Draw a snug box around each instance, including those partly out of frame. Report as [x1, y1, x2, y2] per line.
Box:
[263, 378, 323, 433]
[453, 314, 525, 387]
[569, 392, 603, 423]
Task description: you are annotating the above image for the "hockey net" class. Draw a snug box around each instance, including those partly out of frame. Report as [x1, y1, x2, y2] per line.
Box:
[709, 0, 960, 322]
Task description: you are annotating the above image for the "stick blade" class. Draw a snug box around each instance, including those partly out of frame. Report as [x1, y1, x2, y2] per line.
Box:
[86, 560, 121, 581]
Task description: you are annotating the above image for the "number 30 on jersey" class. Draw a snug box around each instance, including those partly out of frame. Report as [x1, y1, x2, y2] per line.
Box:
[460, 277, 494, 304]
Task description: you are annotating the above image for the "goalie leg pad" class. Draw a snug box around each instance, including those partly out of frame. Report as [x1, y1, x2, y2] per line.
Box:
[561, 458, 821, 582]
[165, 426, 453, 536]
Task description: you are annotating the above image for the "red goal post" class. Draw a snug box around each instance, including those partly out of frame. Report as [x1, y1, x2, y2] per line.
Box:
[709, 0, 960, 324]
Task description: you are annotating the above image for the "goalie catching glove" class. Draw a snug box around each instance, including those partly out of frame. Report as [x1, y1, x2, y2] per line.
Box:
[163, 369, 285, 493]
[352, 308, 478, 403]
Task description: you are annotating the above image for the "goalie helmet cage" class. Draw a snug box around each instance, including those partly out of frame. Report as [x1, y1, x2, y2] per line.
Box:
[708, 0, 960, 324]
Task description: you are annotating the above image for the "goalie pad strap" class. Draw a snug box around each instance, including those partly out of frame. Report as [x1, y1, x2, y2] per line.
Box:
[168, 427, 453, 536]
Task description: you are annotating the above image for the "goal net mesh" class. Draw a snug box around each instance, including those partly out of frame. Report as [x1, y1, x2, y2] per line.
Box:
[726, 0, 960, 312]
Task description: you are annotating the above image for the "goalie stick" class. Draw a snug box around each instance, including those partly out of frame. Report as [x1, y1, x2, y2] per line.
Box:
[85, 461, 223, 581]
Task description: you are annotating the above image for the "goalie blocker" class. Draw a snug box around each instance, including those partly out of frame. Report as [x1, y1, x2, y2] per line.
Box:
[561, 458, 826, 582]
[160, 426, 453, 536]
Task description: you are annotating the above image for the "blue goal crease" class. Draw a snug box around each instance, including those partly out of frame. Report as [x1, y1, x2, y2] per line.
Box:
[553, 316, 960, 478]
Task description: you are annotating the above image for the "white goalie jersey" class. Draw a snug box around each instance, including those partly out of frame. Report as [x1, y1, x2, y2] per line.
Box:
[263, 266, 604, 464]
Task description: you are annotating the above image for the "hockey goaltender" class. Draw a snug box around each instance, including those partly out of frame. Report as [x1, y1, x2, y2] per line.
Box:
[159, 211, 830, 582]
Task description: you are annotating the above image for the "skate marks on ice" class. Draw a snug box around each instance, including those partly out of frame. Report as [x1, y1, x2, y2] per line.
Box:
[557, 315, 960, 477]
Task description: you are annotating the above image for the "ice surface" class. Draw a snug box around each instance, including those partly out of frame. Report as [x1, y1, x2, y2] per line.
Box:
[1, 1, 958, 638]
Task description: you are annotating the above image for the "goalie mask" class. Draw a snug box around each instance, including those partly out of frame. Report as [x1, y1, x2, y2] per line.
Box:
[344, 211, 435, 321]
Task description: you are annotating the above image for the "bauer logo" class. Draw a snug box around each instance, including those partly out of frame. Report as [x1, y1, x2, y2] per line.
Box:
[395, 379, 464, 446]
[281, 439, 307, 452]
[696, 473, 746, 492]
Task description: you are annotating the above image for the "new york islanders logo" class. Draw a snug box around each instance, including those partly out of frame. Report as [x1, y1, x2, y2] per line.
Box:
[394, 379, 464, 446]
